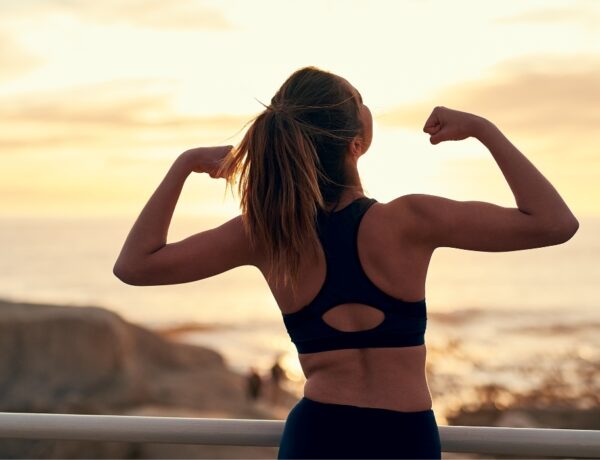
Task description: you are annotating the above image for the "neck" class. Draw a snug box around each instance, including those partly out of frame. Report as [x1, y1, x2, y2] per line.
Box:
[325, 164, 365, 211]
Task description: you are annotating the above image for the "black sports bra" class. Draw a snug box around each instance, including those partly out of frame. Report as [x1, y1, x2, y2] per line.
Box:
[282, 196, 427, 354]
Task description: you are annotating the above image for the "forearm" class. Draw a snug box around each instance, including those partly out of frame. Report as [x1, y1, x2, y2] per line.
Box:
[114, 155, 192, 271]
[473, 118, 579, 227]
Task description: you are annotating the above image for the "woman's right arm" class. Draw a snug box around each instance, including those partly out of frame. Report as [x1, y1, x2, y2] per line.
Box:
[398, 108, 579, 252]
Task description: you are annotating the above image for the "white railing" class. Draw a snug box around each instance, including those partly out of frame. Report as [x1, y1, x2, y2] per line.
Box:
[0, 412, 599, 458]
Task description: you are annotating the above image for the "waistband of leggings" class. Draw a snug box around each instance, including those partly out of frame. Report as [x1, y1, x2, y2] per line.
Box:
[300, 396, 435, 416]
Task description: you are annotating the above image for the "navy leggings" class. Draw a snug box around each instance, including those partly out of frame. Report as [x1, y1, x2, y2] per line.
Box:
[278, 396, 442, 459]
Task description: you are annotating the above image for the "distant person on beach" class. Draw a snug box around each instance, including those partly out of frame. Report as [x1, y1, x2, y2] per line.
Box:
[114, 66, 579, 459]
[246, 366, 263, 403]
[269, 354, 285, 406]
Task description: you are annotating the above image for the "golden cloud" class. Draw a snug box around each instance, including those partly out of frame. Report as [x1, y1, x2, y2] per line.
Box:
[0, 79, 254, 151]
[0, 0, 234, 31]
[0, 31, 42, 81]
[72, 0, 233, 30]
[377, 54, 600, 158]
[495, 2, 600, 30]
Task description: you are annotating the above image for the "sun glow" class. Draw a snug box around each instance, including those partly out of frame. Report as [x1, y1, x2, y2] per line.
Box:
[1, 0, 598, 218]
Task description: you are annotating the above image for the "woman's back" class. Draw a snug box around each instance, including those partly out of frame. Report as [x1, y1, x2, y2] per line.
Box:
[255, 194, 435, 412]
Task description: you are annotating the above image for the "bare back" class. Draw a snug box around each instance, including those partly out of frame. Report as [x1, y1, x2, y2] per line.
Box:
[255, 196, 435, 412]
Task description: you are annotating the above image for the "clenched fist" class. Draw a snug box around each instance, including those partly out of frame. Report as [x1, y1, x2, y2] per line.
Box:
[423, 106, 487, 145]
[179, 145, 234, 178]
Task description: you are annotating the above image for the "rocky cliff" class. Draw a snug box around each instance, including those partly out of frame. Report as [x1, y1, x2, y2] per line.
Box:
[0, 299, 293, 458]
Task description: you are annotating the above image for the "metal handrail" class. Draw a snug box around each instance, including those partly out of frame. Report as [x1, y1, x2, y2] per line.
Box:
[0, 412, 599, 457]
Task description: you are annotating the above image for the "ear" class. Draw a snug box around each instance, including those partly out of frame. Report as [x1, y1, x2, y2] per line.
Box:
[349, 135, 364, 159]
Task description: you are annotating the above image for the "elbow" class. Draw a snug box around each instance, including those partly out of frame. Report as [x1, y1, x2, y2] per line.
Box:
[112, 262, 131, 284]
[560, 215, 579, 241]
[549, 216, 580, 244]
[113, 261, 145, 286]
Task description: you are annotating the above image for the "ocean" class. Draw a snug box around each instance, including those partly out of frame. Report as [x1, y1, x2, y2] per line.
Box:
[1, 213, 598, 423]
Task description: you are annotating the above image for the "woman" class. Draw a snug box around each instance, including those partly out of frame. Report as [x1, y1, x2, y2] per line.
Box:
[113, 66, 579, 459]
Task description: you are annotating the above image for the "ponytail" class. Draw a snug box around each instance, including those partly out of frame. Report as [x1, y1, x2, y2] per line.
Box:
[217, 66, 363, 294]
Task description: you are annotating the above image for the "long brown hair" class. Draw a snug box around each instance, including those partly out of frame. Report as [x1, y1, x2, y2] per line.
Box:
[217, 66, 364, 294]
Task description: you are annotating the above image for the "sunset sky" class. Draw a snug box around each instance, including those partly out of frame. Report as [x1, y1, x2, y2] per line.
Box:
[1, 0, 598, 219]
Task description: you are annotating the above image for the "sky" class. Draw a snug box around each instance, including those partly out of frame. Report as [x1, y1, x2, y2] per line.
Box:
[1, 0, 598, 219]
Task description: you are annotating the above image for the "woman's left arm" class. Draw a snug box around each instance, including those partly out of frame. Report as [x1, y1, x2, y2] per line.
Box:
[113, 147, 258, 286]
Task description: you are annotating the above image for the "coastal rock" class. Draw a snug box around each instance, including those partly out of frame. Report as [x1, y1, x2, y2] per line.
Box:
[447, 404, 600, 430]
[494, 410, 538, 428]
[0, 300, 232, 413]
[0, 299, 294, 458]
